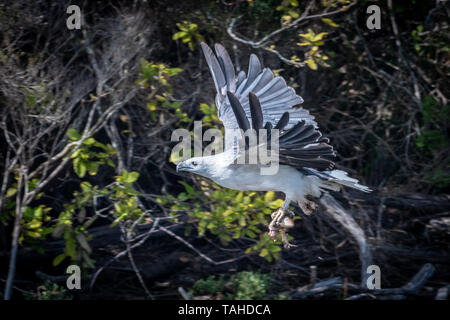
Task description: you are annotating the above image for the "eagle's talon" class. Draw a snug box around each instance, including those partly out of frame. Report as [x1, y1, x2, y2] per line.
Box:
[270, 209, 294, 227]
[268, 208, 295, 248]
[270, 209, 281, 220]
[281, 230, 296, 249]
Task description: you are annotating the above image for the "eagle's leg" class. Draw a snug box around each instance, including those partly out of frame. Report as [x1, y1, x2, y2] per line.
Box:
[268, 199, 296, 248]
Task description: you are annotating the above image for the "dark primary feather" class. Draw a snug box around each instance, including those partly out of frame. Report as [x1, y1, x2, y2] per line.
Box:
[249, 92, 263, 130]
[264, 122, 273, 142]
[274, 112, 290, 130]
[227, 91, 250, 132]
[280, 156, 335, 171]
[264, 122, 273, 130]
[227, 93, 336, 171]
[280, 123, 315, 143]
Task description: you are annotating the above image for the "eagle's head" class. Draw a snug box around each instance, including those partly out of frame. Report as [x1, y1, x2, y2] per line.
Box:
[176, 157, 210, 176]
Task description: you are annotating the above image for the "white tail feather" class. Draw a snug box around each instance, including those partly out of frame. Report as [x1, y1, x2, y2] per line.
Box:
[324, 170, 372, 193]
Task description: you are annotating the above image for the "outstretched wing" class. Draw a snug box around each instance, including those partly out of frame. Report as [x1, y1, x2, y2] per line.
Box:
[201, 43, 316, 152]
[227, 91, 335, 171]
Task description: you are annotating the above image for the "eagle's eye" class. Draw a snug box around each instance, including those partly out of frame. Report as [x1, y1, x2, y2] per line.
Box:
[192, 161, 198, 166]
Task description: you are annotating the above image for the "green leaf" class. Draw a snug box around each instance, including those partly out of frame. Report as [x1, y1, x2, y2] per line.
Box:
[305, 58, 318, 70]
[53, 253, 66, 266]
[259, 248, 269, 257]
[87, 161, 99, 175]
[269, 199, 284, 209]
[322, 18, 339, 27]
[179, 181, 195, 195]
[73, 158, 87, 178]
[6, 187, 17, 198]
[167, 68, 183, 77]
[126, 171, 139, 183]
[106, 159, 115, 167]
[80, 181, 92, 193]
[34, 206, 43, 218]
[264, 191, 275, 202]
[83, 137, 96, 145]
[312, 32, 328, 42]
[67, 128, 81, 141]
[23, 206, 34, 219]
[288, 9, 299, 19]
[27, 219, 41, 229]
[70, 149, 81, 159]
[172, 31, 187, 40]
[221, 233, 231, 242]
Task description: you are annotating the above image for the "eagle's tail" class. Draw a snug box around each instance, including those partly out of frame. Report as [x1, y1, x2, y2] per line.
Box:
[304, 168, 372, 193]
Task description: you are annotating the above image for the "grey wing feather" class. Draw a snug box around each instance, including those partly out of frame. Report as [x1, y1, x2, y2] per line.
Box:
[200, 42, 317, 151]
[245, 54, 262, 88]
[201, 43, 226, 95]
[215, 43, 236, 92]
[246, 68, 274, 95]
[236, 71, 246, 88]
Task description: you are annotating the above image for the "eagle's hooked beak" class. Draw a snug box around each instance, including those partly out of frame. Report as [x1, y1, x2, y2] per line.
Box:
[176, 161, 189, 173]
[176, 160, 197, 173]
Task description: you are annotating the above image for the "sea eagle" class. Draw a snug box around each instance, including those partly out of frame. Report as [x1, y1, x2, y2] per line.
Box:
[176, 43, 371, 247]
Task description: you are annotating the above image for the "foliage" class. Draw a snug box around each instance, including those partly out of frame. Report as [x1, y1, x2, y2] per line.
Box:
[20, 205, 53, 245]
[137, 60, 183, 88]
[411, 24, 450, 59]
[415, 96, 450, 190]
[173, 21, 204, 51]
[232, 271, 271, 300]
[52, 169, 143, 269]
[136, 59, 187, 124]
[321, 0, 351, 7]
[415, 95, 449, 153]
[192, 274, 226, 296]
[4, 177, 53, 246]
[191, 271, 271, 300]
[157, 181, 285, 262]
[67, 129, 116, 178]
[238, 0, 346, 70]
[199, 103, 221, 127]
[43, 130, 144, 269]
[23, 280, 72, 300]
[297, 29, 329, 70]
[276, 0, 301, 26]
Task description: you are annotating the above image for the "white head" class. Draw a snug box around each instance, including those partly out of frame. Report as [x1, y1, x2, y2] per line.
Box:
[176, 156, 215, 178]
